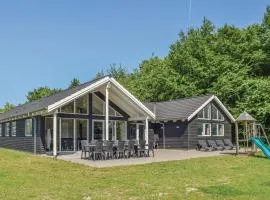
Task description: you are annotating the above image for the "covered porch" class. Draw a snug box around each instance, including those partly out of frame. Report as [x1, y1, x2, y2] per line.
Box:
[42, 77, 155, 157]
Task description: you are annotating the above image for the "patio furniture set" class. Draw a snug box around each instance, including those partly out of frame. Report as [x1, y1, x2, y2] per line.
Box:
[81, 140, 155, 160]
[197, 139, 236, 151]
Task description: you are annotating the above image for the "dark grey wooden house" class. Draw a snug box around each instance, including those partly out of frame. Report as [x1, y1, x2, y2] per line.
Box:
[0, 76, 155, 156]
[144, 95, 235, 149]
[0, 76, 235, 154]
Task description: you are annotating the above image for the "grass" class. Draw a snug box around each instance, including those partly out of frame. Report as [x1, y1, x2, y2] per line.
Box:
[0, 148, 270, 200]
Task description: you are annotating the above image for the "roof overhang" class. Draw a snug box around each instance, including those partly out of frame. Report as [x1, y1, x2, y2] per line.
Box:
[47, 77, 155, 119]
[187, 95, 235, 122]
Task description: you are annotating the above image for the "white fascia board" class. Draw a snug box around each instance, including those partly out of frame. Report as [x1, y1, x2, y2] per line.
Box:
[47, 76, 110, 112]
[187, 95, 235, 122]
[110, 78, 156, 119]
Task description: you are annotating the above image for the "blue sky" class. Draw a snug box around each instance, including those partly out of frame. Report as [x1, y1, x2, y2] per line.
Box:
[0, 0, 269, 107]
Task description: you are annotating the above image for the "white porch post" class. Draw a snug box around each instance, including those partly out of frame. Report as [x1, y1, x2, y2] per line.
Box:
[145, 117, 149, 147]
[74, 119, 76, 151]
[136, 124, 139, 142]
[53, 110, 57, 157]
[59, 118, 62, 152]
[74, 100, 76, 151]
[105, 83, 110, 140]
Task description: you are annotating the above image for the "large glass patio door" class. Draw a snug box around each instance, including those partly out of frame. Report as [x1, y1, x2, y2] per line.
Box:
[60, 119, 74, 151]
[77, 119, 87, 150]
[92, 120, 126, 141]
[93, 120, 104, 140]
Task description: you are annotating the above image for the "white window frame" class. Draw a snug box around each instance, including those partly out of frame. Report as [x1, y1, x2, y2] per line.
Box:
[211, 123, 225, 136]
[217, 124, 224, 136]
[11, 121, 16, 136]
[92, 120, 104, 140]
[199, 123, 211, 136]
[25, 119, 33, 137]
[5, 123, 10, 137]
[0, 124, 2, 136]
[198, 105, 211, 120]
[212, 105, 224, 121]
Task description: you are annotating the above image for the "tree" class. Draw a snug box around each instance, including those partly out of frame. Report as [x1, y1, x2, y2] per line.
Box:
[96, 6, 270, 128]
[0, 102, 15, 113]
[69, 78, 80, 89]
[26, 87, 62, 102]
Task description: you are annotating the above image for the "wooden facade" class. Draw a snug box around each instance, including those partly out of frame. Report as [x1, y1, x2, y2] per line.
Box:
[151, 100, 233, 149]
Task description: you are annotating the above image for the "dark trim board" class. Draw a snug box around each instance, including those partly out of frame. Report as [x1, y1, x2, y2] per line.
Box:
[57, 113, 89, 119]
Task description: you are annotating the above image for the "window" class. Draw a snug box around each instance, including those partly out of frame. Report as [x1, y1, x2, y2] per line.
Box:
[76, 96, 88, 114]
[212, 123, 224, 136]
[198, 123, 211, 136]
[217, 124, 224, 136]
[11, 121, 16, 136]
[93, 120, 104, 140]
[61, 102, 74, 113]
[92, 95, 104, 115]
[61, 119, 74, 138]
[217, 112, 224, 121]
[212, 105, 218, 119]
[198, 104, 211, 119]
[5, 123, 10, 136]
[0, 124, 2, 136]
[212, 105, 224, 121]
[25, 119, 33, 136]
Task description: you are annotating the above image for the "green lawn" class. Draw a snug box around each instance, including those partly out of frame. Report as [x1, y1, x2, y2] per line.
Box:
[0, 149, 269, 200]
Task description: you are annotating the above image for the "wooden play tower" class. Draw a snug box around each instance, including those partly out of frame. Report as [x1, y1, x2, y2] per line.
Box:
[235, 112, 270, 155]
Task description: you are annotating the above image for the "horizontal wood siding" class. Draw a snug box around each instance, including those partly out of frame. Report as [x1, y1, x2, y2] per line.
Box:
[152, 100, 233, 149]
[187, 101, 232, 148]
[188, 118, 232, 148]
[0, 137, 44, 153]
[152, 121, 189, 149]
[0, 116, 45, 154]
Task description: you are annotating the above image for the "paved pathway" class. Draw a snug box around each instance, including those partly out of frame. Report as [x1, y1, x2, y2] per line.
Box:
[55, 149, 235, 168]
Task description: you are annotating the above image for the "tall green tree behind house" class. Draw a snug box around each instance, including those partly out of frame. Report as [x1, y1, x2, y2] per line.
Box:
[69, 78, 80, 89]
[26, 87, 62, 102]
[96, 6, 270, 127]
[0, 102, 15, 113]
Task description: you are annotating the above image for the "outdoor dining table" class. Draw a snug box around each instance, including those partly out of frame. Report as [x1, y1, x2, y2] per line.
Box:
[82, 143, 148, 159]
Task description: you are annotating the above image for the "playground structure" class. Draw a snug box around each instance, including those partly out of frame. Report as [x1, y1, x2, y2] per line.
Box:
[235, 112, 270, 158]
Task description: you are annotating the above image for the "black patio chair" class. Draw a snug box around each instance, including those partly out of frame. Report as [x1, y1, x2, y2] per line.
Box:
[223, 139, 236, 150]
[116, 141, 125, 159]
[80, 140, 90, 159]
[216, 140, 231, 150]
[138, 140, 146, 157]
[197, 140, 212, 151]
[147, 141, 155, 157]
[103, 141, 114, 159]
[93, 141, 105, 161]
[207, 140, 224, 151]
[125, 140, 135, 158]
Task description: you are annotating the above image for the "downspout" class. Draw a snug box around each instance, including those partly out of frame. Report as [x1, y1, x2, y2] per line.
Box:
[153, 103, 165, 149]
[33, 117, 37, 155]
[162, 122, 165, 150]
[187, 120, 189, 151]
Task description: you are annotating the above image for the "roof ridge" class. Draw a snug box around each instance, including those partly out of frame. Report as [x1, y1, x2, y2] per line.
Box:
[145, 94, 214, 104]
